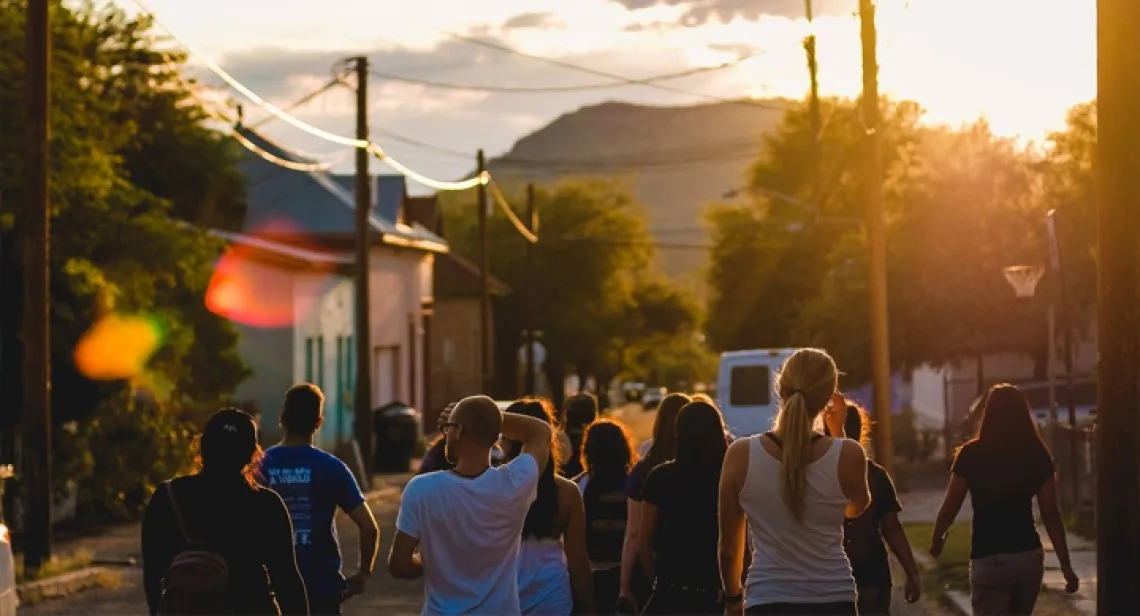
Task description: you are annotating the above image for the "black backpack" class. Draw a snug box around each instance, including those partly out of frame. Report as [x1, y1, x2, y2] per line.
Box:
[158, 482, 232, 615]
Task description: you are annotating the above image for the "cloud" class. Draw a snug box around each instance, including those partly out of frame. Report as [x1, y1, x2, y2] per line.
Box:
[605, 0, 857, 24]
[502, 12, 561, 29]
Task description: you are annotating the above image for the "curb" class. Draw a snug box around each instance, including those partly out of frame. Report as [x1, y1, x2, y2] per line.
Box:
[17, 566, 115, 605]
[944, 590, 972, 616]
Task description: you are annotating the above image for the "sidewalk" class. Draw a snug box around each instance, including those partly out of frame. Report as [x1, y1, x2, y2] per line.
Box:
[898, 488, 1095, 616]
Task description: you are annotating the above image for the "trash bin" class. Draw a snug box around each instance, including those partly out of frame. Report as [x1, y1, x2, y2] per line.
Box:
[373, 402, 422, 473]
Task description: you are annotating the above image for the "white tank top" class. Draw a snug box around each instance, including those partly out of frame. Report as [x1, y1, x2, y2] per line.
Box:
[517, 537, 573, 616]
[740, 436, 855, 607]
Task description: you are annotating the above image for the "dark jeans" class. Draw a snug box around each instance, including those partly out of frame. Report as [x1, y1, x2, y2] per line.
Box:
[857, 584, 891, 615]
[642, 581, 722, 615]
[746, 600, 858, 615]
[594, 567, 621, 615]
[309, 594, 343, 616]
[969, 549, 1045, 615]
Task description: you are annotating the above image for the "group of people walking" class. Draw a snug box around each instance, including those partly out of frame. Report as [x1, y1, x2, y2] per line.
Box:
[139, 347, 1080, 616]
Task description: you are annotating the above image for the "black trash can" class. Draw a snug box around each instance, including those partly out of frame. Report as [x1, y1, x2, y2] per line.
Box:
[373, 402, 422, 473]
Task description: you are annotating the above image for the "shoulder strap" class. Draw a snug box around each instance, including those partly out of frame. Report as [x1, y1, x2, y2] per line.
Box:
[165, 482, 193, 545]
[762, 431, 824, 449]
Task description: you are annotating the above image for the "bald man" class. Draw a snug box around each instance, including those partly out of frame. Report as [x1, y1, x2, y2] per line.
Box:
[388, 396, 552, 615]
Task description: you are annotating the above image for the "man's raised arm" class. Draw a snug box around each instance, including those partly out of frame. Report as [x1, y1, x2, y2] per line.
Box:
[500, 412, 552, 472]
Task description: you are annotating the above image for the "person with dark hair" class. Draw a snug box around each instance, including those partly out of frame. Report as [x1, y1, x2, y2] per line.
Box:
[561, 392, 599, 477]
[576, 419, 638, 612]
[388, 395, 554, 614]
[930, 383, 1079, 615]
[719, 349, 870, 615]
[501, 399, 594, 615]
[637, 401, 729, 614]
[418, 402, 505, 475]
[261, 384, 379, 615]
[825, 401, 921, 614]
[142, 408, 310, 615]
[617, 393, 691, 612]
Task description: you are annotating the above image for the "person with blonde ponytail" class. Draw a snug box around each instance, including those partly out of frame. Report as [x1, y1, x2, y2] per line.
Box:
[717, 348, 871, 615]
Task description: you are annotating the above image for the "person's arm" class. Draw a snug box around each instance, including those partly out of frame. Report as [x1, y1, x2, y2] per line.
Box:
[560, 479, 596, 614]
[719, 439, 749, 615]
[837, 440, 871, 518]
[388, 531, 424, 580]
[929, 474, 967, 557]
[262, 491, 310, 615]
[618, 497, 643, 607]
[388, 481, 424, 580]
[333, 461, 378, 597]
[501, 411, 553, 472]
[142, 485, 177, 616]
[1037, 474, 1079, 593]
[636, 501, 658, 584]
[881, 513, 921, 601]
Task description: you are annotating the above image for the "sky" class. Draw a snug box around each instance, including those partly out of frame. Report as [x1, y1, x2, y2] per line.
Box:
[126, 0, 1097, 192]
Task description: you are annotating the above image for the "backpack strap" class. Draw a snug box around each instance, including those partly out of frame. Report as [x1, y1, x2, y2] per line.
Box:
[164, 482, 193, 545]
[762, 431, 824, 448]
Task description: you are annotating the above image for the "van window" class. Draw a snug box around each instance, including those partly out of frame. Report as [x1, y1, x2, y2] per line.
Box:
[730, 366, 771, 406]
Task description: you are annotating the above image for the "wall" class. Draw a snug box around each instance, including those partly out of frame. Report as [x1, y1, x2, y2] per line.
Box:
[428, 297, 483, 421]
[294, 273, 354, 451]
[368, 246, 431, 414]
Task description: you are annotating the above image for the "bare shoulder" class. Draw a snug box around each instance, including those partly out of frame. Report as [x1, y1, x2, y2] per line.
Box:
[838, 439, 868, 465]
[556, 475, 583, 500]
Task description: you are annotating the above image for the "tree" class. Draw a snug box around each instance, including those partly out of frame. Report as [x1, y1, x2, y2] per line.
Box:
[0, 0, 249, 520]
[441, 178, 703, 401]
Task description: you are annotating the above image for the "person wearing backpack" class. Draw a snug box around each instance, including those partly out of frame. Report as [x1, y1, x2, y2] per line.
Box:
[262, 384, 379, 615]
[142, 408, 310, 615]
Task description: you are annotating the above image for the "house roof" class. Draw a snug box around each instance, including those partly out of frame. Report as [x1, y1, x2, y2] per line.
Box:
[235, 125, 448, 253]
[207, 227, 353, 270]
[435, 251, 510, 298]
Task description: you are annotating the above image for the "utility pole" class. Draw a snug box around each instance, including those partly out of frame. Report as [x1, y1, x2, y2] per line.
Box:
[1096, 0, 1140, 610]
[352, 56, 373, 487]
[524, 183, 537, 396]
[477, 150, 493, 396]
[24, 0, 53, 571]
[858, 0, 894, 475]
[1048, 209, 1081, 508]
[803, 0, 822, 176]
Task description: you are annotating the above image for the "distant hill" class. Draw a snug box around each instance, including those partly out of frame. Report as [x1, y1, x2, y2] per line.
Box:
[486, 99, 791, 289]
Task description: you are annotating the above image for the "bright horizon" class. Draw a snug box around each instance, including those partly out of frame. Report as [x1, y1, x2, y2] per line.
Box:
[126, 0, 1096, 184]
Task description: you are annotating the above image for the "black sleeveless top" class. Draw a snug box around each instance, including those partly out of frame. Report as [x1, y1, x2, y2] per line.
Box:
[582, 472, 628, 564]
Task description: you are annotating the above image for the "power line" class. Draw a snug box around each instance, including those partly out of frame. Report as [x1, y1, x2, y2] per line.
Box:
[248, 77, 344, 128]
[367, 50, 765, 94]
[442, 30, 785, 111]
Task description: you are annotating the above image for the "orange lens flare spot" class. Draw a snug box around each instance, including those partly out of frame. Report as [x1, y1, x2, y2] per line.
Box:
[74, 314, 164, 381]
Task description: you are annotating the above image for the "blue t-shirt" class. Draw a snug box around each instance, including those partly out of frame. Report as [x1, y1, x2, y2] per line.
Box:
[261, 445, 366, 597]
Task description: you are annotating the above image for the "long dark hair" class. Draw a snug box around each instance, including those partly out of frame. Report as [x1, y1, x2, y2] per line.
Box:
[581, 420, 637, 490]
[674, 401, 729, 470]
[643, 393, 692, 469]
[961, 383, 1048, 458]
[505, 398, 563, 540]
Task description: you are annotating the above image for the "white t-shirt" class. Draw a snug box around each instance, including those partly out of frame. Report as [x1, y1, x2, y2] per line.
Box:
[638, 439, 653, 458]
[396, 453, 541, 616]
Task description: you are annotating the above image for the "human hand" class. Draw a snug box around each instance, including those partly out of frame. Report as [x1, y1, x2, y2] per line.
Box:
[824, 392, 847, 438]
[928, 535, 945, 559]
[905, 572, 921, 603]
[615, 590, 638, 615]
[343, 571, 369, 599]
[437, 402, 457, 432]
[1062, 564, 1079, 594]
[724, 601, 744, 616]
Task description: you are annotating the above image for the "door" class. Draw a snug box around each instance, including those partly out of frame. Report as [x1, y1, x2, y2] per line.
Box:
[374, 346, 401, 407]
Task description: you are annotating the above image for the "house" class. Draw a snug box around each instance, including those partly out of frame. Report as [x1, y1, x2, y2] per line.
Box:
[403, 196, 511, 428]
[224, 125, 447, 451]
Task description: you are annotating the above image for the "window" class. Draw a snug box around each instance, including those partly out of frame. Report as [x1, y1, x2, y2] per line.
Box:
[729, 365, 771, 406]
[304, 337, 314, 382]
[316, 336, 325, 391]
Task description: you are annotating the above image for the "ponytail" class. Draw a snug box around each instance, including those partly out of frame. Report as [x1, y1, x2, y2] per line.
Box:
[773, 348, 840, 522]
[776, 391, 813, 521]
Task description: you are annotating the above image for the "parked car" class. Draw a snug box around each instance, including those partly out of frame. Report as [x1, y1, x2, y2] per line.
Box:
[641, 387, 667, 410]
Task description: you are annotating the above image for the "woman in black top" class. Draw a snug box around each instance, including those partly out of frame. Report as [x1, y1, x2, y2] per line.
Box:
[930, 384, 1079, 615]
[619, 393, 690, 612]
[142, 408, 309, 615]
[827, 402, 921, 615]
[577, 419, 639, 613]
[637, 400, 728, 615]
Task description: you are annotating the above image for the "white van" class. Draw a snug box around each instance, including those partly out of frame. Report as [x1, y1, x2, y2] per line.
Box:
[716, 349, 795, 437]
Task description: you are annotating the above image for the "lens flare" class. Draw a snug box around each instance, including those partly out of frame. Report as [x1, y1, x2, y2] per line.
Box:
[74, 314, 165, 381]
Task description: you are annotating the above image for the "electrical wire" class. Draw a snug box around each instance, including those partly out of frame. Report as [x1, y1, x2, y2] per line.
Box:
[441, 30, 784, 111]
[367, 50, 765, 94]
[127, 0, 492, 192]
[248, 77, 345, 128]
[487, 182, 538, 243]
[230, 130, 338, 172]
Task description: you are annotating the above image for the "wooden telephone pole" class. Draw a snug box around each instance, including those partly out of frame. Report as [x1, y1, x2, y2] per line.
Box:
[477, 150, 493, 396]
[1096, 0, 1140, 610]
[352, 56, 374, 485]
[858, 0, 894, 474]
[24, 0, 53, 570]
[804, 0, 822, 172]
[524, 183, 537, 396]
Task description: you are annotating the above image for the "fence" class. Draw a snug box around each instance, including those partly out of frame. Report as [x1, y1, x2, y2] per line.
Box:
[1047, 424, 1096, 515]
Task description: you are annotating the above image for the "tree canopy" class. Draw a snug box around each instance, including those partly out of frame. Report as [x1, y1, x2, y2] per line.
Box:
[1, 0, 249, 519]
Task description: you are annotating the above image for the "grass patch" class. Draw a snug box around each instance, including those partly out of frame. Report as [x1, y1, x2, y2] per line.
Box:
[15, 548, 94, 583]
